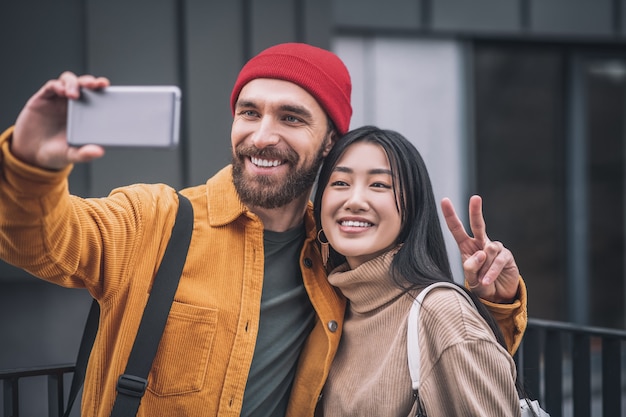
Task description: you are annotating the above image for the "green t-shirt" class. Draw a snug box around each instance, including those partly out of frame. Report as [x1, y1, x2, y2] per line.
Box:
[240, 224, 315, 417]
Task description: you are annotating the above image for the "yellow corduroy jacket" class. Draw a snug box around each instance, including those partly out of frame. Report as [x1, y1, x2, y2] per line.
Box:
[0, 126, 526, 417]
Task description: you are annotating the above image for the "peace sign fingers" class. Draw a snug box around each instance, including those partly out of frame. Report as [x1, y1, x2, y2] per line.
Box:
[441, 197, 472, 253]
[467, 195, 490, 247]
[441, 195, 521, 303]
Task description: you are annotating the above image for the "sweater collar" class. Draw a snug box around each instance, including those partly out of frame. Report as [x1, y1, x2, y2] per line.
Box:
[327, 247, 406, 313]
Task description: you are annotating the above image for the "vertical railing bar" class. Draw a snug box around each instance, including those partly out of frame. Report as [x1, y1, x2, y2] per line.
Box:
[2, 379, 7, 417]
[48, 371, 65, 417]
[545, 329, 563, 417]
[522, 326, 542, 399]
[12, 378, 19, 417]
[602, 338, 621, 417]
[572, 333, 591, 417]
[3, 378, 14, 417]
[4, 377, 20, 417]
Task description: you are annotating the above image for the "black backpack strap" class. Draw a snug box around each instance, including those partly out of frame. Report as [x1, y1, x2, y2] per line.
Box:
[110, 192, 193, 416]
[64, 299, 99, 417]
[64, 192, 193, 417]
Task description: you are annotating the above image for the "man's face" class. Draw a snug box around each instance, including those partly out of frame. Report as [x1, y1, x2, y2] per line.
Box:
[231, 78, 334, 209]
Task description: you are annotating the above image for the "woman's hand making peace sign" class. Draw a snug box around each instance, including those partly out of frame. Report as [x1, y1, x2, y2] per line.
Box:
[441, 195, 520, 304]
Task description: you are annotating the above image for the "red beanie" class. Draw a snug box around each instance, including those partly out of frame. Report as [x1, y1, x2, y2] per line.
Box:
[230, 43, 352, 135]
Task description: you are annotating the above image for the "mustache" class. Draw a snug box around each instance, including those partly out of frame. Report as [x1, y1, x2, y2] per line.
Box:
[235, 145, 298, 165]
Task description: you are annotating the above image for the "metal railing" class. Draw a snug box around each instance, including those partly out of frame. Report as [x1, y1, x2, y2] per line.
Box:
[1, 364, 74, 417]
[2, 318, 626, 416]
[515, 318, 626, 417]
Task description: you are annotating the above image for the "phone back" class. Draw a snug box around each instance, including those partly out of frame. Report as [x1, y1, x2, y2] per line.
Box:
[67, 86, 182, 148]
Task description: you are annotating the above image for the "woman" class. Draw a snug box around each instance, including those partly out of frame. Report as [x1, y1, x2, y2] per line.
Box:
[313, 126, 521, 416]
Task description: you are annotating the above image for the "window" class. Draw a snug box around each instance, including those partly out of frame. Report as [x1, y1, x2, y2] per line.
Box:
[473, 42, 625, 328]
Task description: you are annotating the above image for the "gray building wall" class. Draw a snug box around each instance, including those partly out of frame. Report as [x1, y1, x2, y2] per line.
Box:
[334, 37, 467, 282]
[333, 0, 626, 39]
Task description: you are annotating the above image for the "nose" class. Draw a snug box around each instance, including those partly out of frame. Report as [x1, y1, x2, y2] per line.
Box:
[343, 186, 370, 212]
[251, 117, 280, 149]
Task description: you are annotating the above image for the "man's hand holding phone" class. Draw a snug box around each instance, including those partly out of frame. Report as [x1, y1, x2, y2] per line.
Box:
[12, 72, 110, 170]
[11, 72, 182, 171]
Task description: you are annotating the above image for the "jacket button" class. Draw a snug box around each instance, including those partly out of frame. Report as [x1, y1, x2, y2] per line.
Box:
[303, 258, 313, 268]
[327, 320, 338, 332]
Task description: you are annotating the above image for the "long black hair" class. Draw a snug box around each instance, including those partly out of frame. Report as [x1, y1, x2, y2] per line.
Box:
[313, 125, 508, 349]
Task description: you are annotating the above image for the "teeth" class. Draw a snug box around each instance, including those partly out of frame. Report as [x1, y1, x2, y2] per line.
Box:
[341, 220, 372, 227]
[251, 157, 282, 167]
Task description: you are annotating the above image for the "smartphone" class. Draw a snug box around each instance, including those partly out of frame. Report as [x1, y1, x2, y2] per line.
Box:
[67, 86, 182, 148]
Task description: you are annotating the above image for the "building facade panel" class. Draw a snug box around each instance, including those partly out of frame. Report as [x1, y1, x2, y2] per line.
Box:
[622, 0, 626, 37]
[0, 0, 85, 279]
[303, 0, 333, 49]
[529, 0, 613, 37]
[184, 0, 246, 185]
[431, 0, 520, 33]
[333, 0, 422, 30]
[250, 0, 298, 54]
[334, 37, 466, 281]
[85, 0, 183, 196]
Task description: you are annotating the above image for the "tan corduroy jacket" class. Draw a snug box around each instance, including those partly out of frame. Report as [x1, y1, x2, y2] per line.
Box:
[0, 126, 526, 416]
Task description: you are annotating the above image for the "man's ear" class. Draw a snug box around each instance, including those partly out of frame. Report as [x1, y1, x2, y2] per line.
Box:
[323, 130, 337, 156]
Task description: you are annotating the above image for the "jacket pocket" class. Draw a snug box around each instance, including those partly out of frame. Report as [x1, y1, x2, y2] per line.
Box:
[147, 301, 218, 396]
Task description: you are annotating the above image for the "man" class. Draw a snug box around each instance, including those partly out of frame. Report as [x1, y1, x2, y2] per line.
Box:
[0, 43, 526, 416]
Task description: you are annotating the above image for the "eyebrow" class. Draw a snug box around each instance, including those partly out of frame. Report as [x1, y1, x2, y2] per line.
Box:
[334, 166, 393, 176]
[281, 104, 313, 119]
[235, 100, 314, 120]
[235, 99, 257, 110]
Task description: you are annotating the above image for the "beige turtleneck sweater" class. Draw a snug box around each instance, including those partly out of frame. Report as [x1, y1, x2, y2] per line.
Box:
[321, 250, 521, 417]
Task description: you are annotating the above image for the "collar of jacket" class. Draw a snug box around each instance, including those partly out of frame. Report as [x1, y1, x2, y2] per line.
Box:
[205, 165, 255, 227]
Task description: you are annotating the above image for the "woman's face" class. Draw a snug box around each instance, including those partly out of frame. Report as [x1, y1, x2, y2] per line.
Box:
[321, 141, 402, 269]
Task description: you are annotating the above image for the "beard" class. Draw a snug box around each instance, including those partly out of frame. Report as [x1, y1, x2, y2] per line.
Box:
[232, 144, 326, 209]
